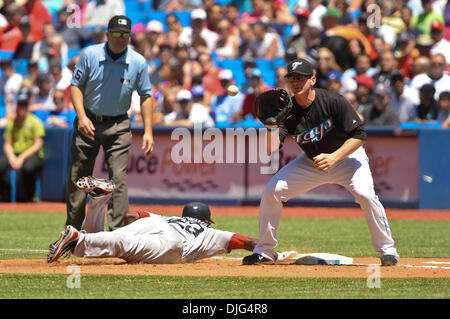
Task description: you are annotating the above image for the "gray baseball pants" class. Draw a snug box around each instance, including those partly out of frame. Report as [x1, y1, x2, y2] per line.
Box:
[65, 117, 131, 231]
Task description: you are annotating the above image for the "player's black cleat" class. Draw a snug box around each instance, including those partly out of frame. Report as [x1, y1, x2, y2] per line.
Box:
[242, 253, 274, 265]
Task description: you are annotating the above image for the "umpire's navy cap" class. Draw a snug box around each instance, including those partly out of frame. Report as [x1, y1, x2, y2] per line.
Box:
[285, 58, 314, 78]
[108, 15, 132, 33]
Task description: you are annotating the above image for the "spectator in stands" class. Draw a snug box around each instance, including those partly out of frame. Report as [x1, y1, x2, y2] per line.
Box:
[34, 89, 76, 128]
[394, 31, 420, 81]
[150, 43, 175, 91]
[265, 0, 296, 27]
[354, 73, 375, 114]
[23, 61, 40, 90]
[400, 6, 422, 39]
[415, 83, 439, 122]
[286, 7, 310, 57]
[412, 0, 444, 36]
[411, 55, 431, 79]
[165, 13, 184, 38]
[361, 83, 400, 127]
[0, 3, 25, 51]
[373, 50, 398, 87]
[321, 7, 342, 31]
[56, 6, 92, 50]
[241, 0, 265, 24]
[250, 21, 284, 60]
[325, 70, 342, 94]
[240, 57, 258, 94]
[12, 15, 34, 60]
[91, 25, 107, 44]
[215, 18, 240, 60]
[390, 70, 420, 123]
[179, 8, 219, 52]
[152, 0, 182, 12]
[411, 53, 450, 100]
[237, 22, 255, 60]
[210, 69, 244, 128]
[23, 0, 52, 42]
[0, 87, 45, 202]
[415, 33, 434, 57]
[48, 57, 72, 91]
[343, 91, 364, 122]
[175, 42, 202, 90]
[29, 72, 56, 112]
[0, 59, 23, 107]
[275, 65, 289, 91]
[429, 20, 450, 65]
[299, 26, 321, 66]
[224, 3, 240, 37]
[198, 52, 224, 106]
[130, 23, 151, 60]
[437, 91, 450, 128]
[206, 2, 223, 33]
[32, 23, 69, 71]
[163, 88, 214, 127]
[306, 0, 327, 31]
[239, 68, 271, 122]
[146, 20, 165, 61]
[83, 0, 125, 27]
[333, 0, 355, 26]
[341, 53, 376, 93]
[315, 47, 342, 89]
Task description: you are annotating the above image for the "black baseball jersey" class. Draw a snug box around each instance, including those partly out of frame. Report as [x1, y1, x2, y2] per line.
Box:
[279, 88, 366, 159]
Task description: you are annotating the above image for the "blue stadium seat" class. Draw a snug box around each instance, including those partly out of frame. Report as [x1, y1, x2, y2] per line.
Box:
[12, 59, 28, 76]
[255, 59, 276, 87]
[125, 0, 151, 24]
[0, 50, 13, 60]
[68, 48, 80, 59]
[173, 11, 191, 27]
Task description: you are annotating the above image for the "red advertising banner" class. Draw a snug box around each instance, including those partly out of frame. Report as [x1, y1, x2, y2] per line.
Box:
[93, 129, 418, 206]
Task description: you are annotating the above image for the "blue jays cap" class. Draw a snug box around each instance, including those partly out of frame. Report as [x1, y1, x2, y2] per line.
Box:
[285, 58, 314, 77]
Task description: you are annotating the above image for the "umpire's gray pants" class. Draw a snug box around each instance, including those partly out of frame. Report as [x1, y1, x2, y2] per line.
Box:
[65, 117, 132, 231]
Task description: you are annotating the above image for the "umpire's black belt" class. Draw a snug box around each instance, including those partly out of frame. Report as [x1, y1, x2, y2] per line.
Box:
[85, 109, 128, 123]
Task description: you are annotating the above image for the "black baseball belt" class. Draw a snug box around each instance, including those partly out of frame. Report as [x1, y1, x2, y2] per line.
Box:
[84, 109, 128, 123]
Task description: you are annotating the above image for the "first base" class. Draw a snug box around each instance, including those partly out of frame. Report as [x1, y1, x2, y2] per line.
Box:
[294, 253, 353, 265]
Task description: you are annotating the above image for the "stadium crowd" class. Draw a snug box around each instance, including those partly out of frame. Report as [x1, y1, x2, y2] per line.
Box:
[1, 0, 450, 130]
[0, 0, 449, 202]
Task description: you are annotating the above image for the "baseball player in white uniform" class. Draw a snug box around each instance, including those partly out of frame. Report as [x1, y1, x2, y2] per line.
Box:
[47, 177, 257, 264]
[243, 58, 399, 266]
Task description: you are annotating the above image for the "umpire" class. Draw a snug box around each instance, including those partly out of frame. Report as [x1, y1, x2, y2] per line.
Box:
[66, 15, 154, 231]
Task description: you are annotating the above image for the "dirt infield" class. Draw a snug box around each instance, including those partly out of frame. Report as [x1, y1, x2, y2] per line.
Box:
[1, 257, 449, 278]
[1, 202, 450, 220]
[1, 202, 449, 279]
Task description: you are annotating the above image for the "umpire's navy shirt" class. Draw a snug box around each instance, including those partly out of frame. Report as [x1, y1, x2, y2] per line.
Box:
[71, 43, 152, 116]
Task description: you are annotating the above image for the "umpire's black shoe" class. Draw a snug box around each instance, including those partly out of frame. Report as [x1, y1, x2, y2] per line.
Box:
[242, 253, 274, 265]
[380, 255, 398, 266]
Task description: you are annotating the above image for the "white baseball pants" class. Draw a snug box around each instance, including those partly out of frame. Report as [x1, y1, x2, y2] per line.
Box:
[73, 194, 184, 263]
[254, 146, 399, 261]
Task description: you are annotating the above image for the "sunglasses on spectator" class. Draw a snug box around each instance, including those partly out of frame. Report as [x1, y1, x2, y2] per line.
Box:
[110, 32, 130, 39]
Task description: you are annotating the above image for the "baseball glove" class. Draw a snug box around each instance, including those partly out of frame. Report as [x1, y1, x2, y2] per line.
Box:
[254, 88, 293, 127]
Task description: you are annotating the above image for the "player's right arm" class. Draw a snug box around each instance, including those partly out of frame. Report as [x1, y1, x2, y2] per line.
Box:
[70, 85, 95, 137]
[70, 50, 95, 137]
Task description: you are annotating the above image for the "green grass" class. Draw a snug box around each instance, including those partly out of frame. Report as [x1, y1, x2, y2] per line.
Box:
[0, 274, 448, 299]
[0, 210, 449, 299]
